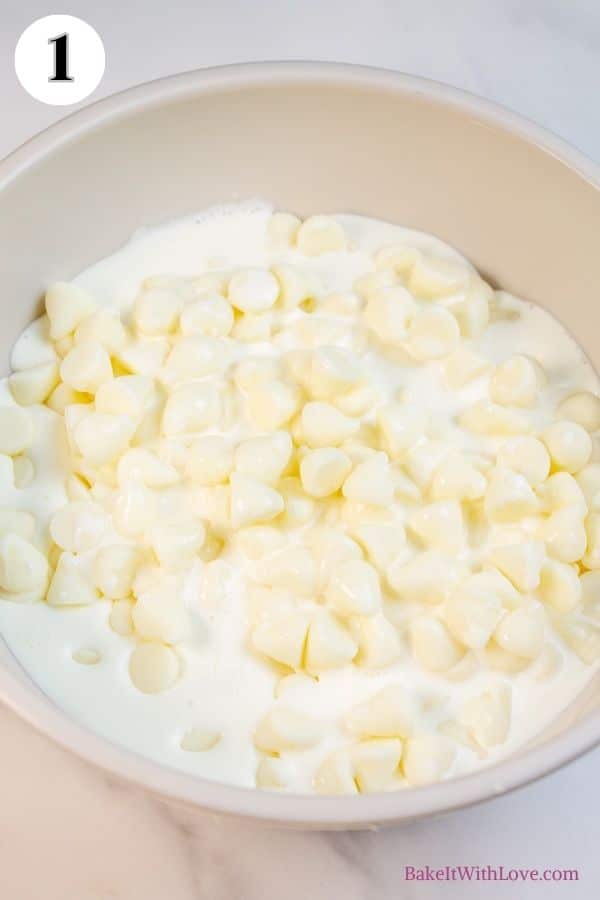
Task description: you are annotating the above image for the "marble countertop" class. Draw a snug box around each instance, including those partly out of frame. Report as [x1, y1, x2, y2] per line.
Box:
[2, 1, 599, 897]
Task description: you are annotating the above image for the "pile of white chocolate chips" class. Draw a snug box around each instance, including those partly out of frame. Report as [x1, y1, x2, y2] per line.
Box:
[1, 209, 600, 795]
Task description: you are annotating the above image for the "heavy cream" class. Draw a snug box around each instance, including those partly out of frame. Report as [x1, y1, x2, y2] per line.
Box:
[0, 202, 598, 794]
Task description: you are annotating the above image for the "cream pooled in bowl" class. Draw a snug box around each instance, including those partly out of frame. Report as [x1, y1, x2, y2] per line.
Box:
[0, 202, 599, 796]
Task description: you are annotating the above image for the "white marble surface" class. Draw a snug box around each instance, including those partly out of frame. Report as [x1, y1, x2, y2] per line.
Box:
[1, 1, 600, 897]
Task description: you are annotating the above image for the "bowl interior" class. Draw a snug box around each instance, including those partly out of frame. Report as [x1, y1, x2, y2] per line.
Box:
[0, 64, 599, 825]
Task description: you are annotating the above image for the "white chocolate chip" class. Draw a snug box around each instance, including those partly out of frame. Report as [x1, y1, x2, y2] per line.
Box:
[228, 268, 280, 312]
[272, 264, 319, 309]
[133, 287, 183, 335]
[47, 382, 88, 414]
[45, 282, 96, 340]
[460, 401, 529, 436]
[278, 477, 316, 527]
[487, 541, 545, 592]
[542, 420, 592, 474]
[301, 402, 358, 448]
[490, 355, 545, 408]
[133, 583, 189, 643]
[245, 380, 300, 431]
[296, 216, 346, 256]
[408, 254, 469, 299]
[374, 244, 420, 275]
[557, 392, 600, 432]
[186, 436, 234, 485]
[256, 756, 296, 790]
[74, 310, 127, 354]
[251, 611, 310, 670]
[364, 286, 416, 345]
[451, 277, 492, 338]
[229, 312, 271, 344]
[544, 507, 587, 564]
[9, 362, 59, 406]
[309, 346, 362, 399]
[494, 604, 545, 659]
[50, 501, 108, 553]
[402, 735, 455, 785]
[190, 272, 230, 297]
[230, 472, 284, 528]
[539, 560, 581, 613]
[538, 471, 587, 513]
[553, 615, 600, 664]
[46, 552, 97, 607]
[181, 728, 221, 752]
[254, 706, 322, 752]
[345, 684, 418, 739]
[377, 404, 426, 459]
[445, 346, 490, 387]
[387, 551, 462, 606]
[430, 453, 487, 502]
[113, 482, 158, 537]
[352, 739, 402, 793]
[0, 406, 34, 456]
[246, 585, 295, 626]
[109, 599, 134, 635]
[129, 643, 180, 693]
[406, 307, 460, 361]
[353, 521, 407, 574]
[117, 448, 179, 488]
[444, 571, 512, 649]
[95, 375, 155, 420]
[307, 526, 363, 587]
[162, 382, 222, 435]
[13, 456, 35, 488]
[148, 520, 205, 570]
[0, 534, 48, 594]
[326, 559, 381, 617]
[72, 648, 102, 665]
[409, 500, 466, 554]
[410, 616, 464, 672]
[314, 750, 358, 795]
[60, 341, 113, 393]
[496, 437, 550, 487]
[300, 448, 352, 498]
[576, 464, 600, 510]
[116, 338, 169, 376]
[236, 526, 285, 560]
[255, 545, 317, 596]
[352, 612, 402, 670]
[180, 295, 234, 337]
[74, 413, 135, 464]
[304, 610, 358, 674]
[459, 683, 512, 748]
[267, 212, 301, 250]
[342, 452, 395, 506]
[484, 468, 539, 523]
[234, 431, 292, 485]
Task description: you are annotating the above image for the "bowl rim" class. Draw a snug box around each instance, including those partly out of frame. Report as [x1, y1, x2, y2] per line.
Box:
[1, 60, 599, 827]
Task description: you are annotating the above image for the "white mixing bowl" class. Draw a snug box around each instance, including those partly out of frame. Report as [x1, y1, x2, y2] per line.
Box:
[1, 62, 599, 828]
